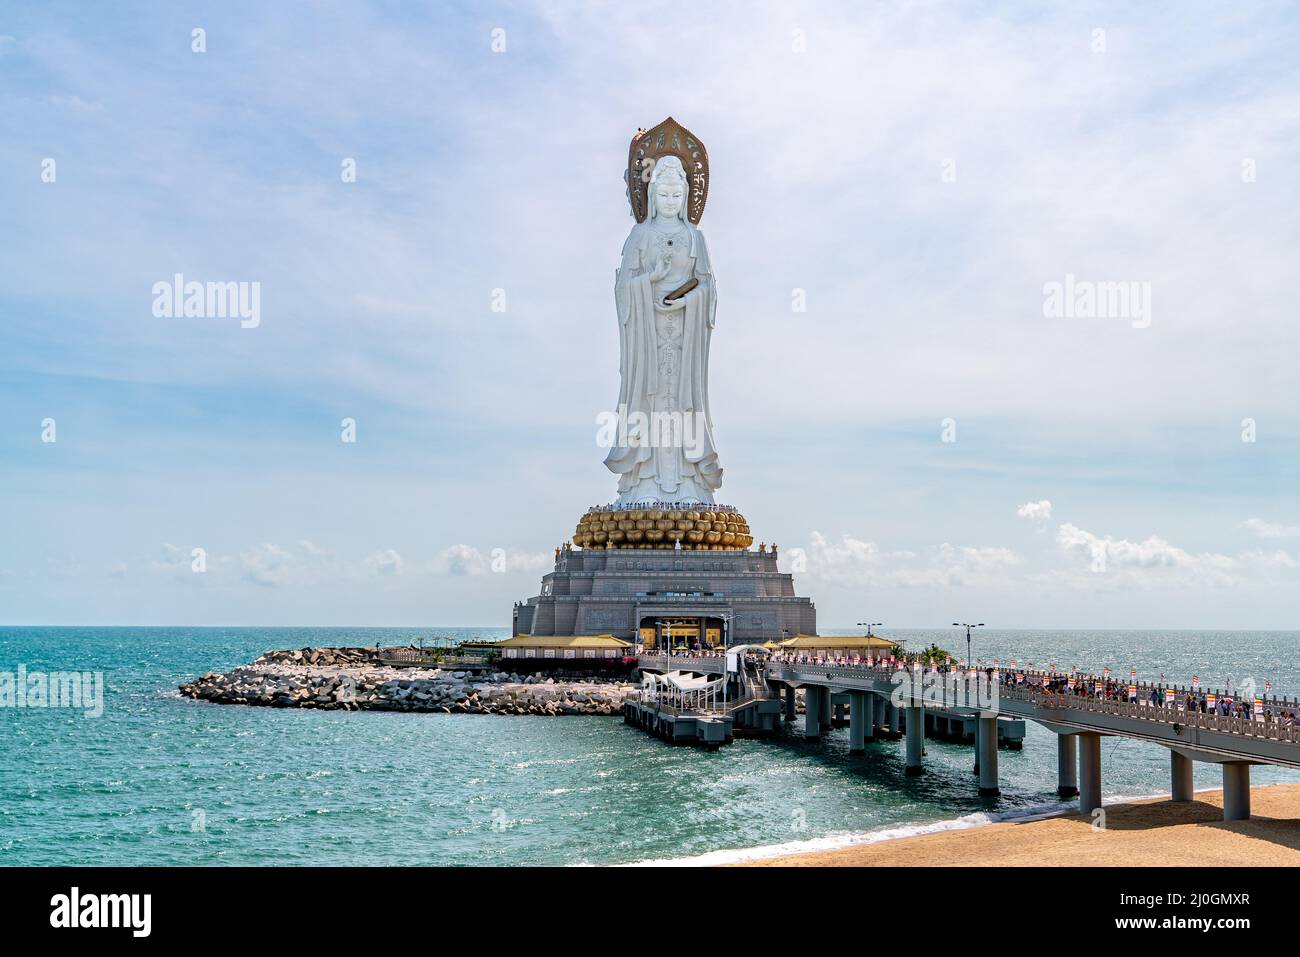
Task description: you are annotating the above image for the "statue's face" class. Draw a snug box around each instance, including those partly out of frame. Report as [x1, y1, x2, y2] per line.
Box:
[653, 177, 685, 220]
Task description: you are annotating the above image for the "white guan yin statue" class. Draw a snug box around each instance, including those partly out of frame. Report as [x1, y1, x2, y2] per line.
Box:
[604, 122, 723, 505]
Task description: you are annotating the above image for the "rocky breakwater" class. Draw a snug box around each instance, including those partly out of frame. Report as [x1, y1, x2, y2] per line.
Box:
[178, 647, 636, 716]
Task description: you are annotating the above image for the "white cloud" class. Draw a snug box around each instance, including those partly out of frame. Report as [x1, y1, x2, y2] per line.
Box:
[151, 543, 190, 574]
[1017, 500, 1053, 523]
[433, 544, 489, 577]
[363, 548, 404, 576]
[429, 545, 551, 577]
[801, 532, 1019, 589]
[1056, 523, 1214, 570]
[1053, 523, 1297, 588]
[1242, 518, 1300, 539]
[240, 543, 296, 587]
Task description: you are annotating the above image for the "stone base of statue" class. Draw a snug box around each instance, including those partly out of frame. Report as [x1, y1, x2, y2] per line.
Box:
[512, 531, 816, 646]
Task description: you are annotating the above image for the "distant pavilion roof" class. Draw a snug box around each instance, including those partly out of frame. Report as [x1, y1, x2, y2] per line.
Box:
[779, 634, 896, 651]
[496, 634, 633, 650]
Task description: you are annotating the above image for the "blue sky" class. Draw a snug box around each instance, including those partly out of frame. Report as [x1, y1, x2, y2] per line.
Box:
[2, 1, 1298, 628]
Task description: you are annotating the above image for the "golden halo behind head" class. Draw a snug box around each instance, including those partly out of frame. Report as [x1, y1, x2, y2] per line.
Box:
[627, 116, 709, 225]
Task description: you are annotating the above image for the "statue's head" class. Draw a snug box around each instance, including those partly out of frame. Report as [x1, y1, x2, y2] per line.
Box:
[648, 155, 688, 222]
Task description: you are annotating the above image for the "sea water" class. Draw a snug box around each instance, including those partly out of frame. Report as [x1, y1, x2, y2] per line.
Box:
[1, 626, 1296, 866]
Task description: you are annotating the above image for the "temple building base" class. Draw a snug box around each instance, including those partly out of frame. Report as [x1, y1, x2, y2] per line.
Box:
[513, 537, 815, 647]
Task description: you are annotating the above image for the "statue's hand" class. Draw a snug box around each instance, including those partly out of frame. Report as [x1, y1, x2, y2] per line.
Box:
[649, 256, 672, 282]
[655, 295, 686, 313]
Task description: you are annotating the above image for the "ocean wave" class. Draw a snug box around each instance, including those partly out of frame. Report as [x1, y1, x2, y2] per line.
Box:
[618, 789, 1192, 867]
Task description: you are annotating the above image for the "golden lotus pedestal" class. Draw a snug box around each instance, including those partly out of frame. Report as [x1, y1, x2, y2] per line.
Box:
[572, 505, 753, 551]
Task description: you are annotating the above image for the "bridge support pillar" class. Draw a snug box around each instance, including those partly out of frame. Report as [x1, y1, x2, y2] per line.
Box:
[904, 705, 924, 775]
[977, 715, 999, 796]
[1078, 732, 1102, 816]
[848, 691, 866, 755]
[1170, 751, 1193, 802]
[802, 687, 821, 739]
[1222, 763, 1251, 821]
[783, 685, 795, 722]
[889, 702, 901, 738]
[863, 694, 875, 742]
[1056, 734, 1078, 798]
[819, 685, 833, 731]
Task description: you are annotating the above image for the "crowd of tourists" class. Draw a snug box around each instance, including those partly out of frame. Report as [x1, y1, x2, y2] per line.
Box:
[1008, 670, 1296, 725]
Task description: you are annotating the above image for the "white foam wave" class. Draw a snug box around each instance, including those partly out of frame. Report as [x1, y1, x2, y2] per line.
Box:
[619, 789, 1207, 867]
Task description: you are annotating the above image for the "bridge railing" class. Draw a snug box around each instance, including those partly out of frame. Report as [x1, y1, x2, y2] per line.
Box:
[760, 661, 1300, 744]
[763, 656, 1297, 709]
[1003, 684, 1300, 743]
[637, 654, 726, 672]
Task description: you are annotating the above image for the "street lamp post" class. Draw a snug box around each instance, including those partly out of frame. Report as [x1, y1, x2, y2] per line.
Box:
[857, 621, 883, 637]
[719, 612, 735, 651]
[953, 622, 985, 669]
[718, 612, 736, 708]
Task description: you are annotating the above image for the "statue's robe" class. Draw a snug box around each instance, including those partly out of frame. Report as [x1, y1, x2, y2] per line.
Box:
[604, 221, 723, 503]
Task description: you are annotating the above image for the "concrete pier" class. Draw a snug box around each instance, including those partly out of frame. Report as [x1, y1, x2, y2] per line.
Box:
[1057, 734, 1078, 798]
[756, 659, 1300, 817]
[784, 685, 796, 722]
[803, 687, 821, 740]
[848, 691, 866, 755]
[1170, 750, 1193, 802]
[977, 714, 999, 796]
[622, 700, 733, 749]
[1078, 732, 1102, 815]
[904, 705, 924, 775]
[1223, 763, 1251, 821]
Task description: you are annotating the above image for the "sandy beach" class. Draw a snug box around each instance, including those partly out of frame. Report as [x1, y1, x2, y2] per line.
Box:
[736, 784, 1300, 866]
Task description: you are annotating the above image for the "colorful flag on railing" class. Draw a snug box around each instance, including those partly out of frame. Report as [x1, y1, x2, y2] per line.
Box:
[1164, 688, 1175, 705]
[1192, 676, 1199, 688]
[1128, 684, 1137, 701]
[1207, 692, 1217, 709]
[1094, 680, 1102, 694]
[1254, 695, 1264, 719]
[1103, 667, 1110, 679]
[1067, 676, 1076, 689]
